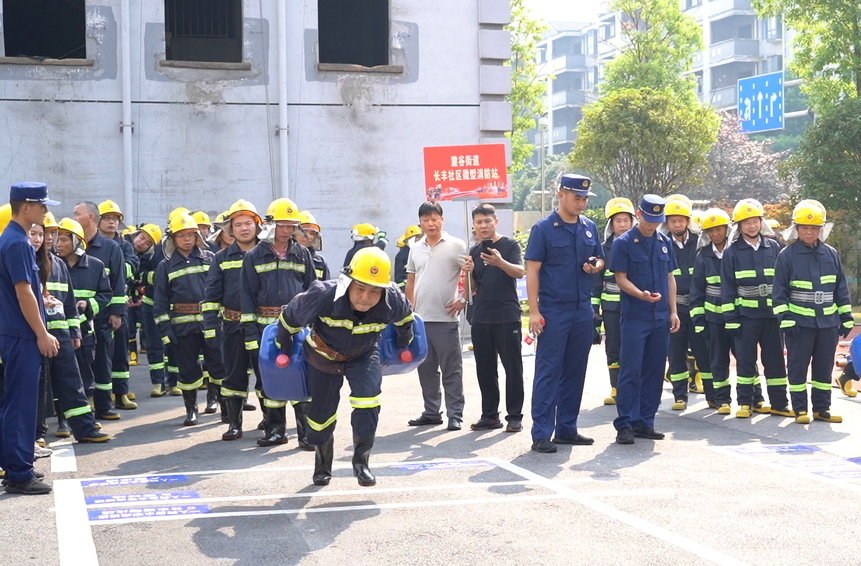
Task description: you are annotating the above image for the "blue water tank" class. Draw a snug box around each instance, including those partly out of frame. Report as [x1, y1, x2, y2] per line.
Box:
[379, 313, 428, 376]
[851, 333, 861, 366]
[258, 324, 311, 402]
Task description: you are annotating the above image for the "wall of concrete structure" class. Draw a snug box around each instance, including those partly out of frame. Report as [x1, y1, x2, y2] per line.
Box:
[0, 0, 513, 264]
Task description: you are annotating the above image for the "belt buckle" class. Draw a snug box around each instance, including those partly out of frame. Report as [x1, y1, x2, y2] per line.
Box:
[814, 291, 825, 305]
[758, 284, 770, 297]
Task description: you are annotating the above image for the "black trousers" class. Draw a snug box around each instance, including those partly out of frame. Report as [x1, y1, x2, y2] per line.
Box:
[220, 330, 259, 399]
[787, 326, 839, 414]
[604, 309, 621, 366]
[141, 303, 165, 385]
[471, 321, 524, 421]
[706, 321, 732, 405]
[92, 322, 114, 414]
[733, 316, 788, 408]
[669, 310, 713, 402]
[49, 336, 99, 439]
[172, 332, 223, 390]
[111, 315, 130, 396]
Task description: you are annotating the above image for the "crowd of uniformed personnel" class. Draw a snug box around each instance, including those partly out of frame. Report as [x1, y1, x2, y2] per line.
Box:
[593, 195, 854, 425]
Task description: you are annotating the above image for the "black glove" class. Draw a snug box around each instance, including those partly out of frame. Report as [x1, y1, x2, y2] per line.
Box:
[594, 315, 603, 331]
[165, 328, 178, 346]
[840, 325, 852, 339]
[276, 326, 294, 355]
[396, 326, 414, 350]
[725, 325, 741, 338]
[782, 325, 798, 339]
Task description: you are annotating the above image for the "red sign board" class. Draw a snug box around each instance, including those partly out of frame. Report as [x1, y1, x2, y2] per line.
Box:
[423, 144, 508, 201]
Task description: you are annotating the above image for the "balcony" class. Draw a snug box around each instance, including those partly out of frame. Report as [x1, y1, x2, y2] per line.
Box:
[709, 0, 755, 19]
[552, 125, 573, 143]
[548, 54, 587, 73]
[550, 90, 588, 108]
[709, 38, 760, 65]
[709, 85, 738, 109]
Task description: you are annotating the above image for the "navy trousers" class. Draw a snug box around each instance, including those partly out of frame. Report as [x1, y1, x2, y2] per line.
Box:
[141, 304, 165, 385]
[0, 336, 41, 482]
[614, 318, 670, 431]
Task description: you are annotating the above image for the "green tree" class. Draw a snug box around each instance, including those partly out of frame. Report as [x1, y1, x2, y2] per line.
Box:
[602, 0, 703, 102]
[505, 0, 548, 173]
[570, 88, 719, 203]
[753, 0, 861, 110]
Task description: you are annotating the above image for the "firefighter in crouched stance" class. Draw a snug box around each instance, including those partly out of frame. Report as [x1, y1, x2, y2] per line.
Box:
[277, 247, 414, 487]
[154, 213, 226, 426]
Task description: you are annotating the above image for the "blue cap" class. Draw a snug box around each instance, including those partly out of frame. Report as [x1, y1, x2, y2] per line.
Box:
[10, 182, 60, 206]
[559, 174, 596, 197]
[638, 194, 666, 223]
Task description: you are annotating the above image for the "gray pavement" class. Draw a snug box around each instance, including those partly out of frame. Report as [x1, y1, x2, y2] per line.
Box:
[8, 341, 861, 566]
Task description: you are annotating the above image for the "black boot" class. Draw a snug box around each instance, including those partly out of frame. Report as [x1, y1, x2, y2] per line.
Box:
[352, 435, 376, 487]
[204, 383, 219, 414]
[293, 402, 315, 451]
[257, 406, 288, 446]
[257, 405, 268, 431]
[219, 399, 229, 423]
[182, 390, 198, 426]
[313, 437, 335, 486]
[222, 398, 244, 441]
[243, 399, 257, 411]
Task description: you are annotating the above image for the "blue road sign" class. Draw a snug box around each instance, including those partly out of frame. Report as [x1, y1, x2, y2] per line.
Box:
[738, 71, 784, 133]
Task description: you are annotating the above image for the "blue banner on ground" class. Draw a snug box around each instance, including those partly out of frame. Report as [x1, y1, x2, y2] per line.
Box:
[88, 504, 210, 522]
[80, 474, 188, 488]
[395, 460, 495, 471]
[86, 491, 200, 505]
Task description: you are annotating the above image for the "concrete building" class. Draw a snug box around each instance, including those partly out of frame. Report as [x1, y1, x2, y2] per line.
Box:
[0, 0, 514, 263]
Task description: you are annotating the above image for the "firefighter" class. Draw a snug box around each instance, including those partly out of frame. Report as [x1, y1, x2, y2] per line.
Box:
[160, 207, 194, 396]
[240, 198, 316, 447]
[204, 199, 263, 441]
[153, 213, 226, 426]
[277, 247, 414, 486]
[690, 209, 733, 414]
[721, 199, 791, 418]
[97, 200, 139, 410]
[773, 200, 853, 424]
[72, 202, 127, 419]
[343, 223, 379, 268]
[296, 211, 330, 280]
[394, 225, 422, 289]
[207, 211, 233, 252]
[34, 217, 110, 444]
[592, 197, 634, 405]
[193, 211, 213, 240]
[55, 218, 114, 420]
[128, 224, 168, 397]
[663, 195, 711, 410]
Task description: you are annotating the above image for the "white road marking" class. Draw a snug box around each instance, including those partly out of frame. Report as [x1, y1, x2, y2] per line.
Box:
[486, 457, 750, 566]
[50, 442, 77, 473]
[54, 479, 98, 566]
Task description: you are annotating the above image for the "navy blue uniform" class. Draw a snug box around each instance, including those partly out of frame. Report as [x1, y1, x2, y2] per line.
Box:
[592, 235, 622, 396]
[0, 221, 46, 483]
[134, 243, 166, 387]
[721, 235, 788, 411]
[279, 280, 413, 444]
[311, 250, 330, 281]
[610, 226, 676, 432]
[525, 210, 603, 441]
[690, 244, 731, 405]
[773, 239, 853, 414]
[394, 246, 410, 289]
[110, 233, 138, 398]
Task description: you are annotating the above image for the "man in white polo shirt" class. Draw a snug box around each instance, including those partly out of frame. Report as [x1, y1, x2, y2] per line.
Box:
[405, 202, 468, 431]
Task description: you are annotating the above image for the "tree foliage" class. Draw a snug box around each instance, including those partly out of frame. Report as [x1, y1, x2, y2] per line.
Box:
[753, 0, 861, 110]
[569, 88, 719, 202]
[691, 111, 795, 203]
[783, 97, 861, 217]
[602, 0, 703, 102]
[511, 154, 571, 211]
[505, 0, 547, 173]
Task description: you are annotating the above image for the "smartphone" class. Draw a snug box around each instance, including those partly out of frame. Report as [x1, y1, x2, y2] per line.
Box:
[587, 257, 599, 266]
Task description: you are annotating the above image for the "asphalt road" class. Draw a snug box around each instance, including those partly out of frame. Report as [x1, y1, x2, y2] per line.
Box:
[8, 341, 861, 566]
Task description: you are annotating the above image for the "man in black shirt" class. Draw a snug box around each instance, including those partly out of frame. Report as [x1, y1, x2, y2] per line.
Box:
[463, 204, 526, 432]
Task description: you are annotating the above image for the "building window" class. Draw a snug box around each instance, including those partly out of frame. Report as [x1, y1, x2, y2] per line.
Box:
[685, 0, 702, 9]
[601, 22, 615, 40]
[319, 0, 389, 67]
[762, 16, 783, 40]
[165, 0, 243, 63]
[695, 73, 703, 95]
[2, 0, 86, 59]
[765, 55, 783, 74]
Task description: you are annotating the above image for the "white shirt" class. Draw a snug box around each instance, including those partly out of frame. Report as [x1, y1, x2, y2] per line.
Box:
[406, 231, 467, 322]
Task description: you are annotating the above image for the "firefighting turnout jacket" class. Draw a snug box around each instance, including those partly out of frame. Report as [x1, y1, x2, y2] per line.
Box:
[690, 244, 725, 332]
[720, 235, 780, 330]
[202, 242, 250, 339]
[239, 240, 316, 351]
[153, 247, 214, 343]
[772, 239, 853, 331]
[592, 236, 621, 315]
[133, 244, 159, 307]
[279, 279, 415, 374]
[86, 233, 127, 319]
[669, 230, 697, 314]
[46, 254, 82, 342]
[62, 253, 112, 346]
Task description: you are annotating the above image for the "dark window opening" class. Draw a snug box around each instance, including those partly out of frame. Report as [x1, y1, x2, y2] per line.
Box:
[318, 0, 389, 67]
[2, 0, 86, 59]
[165, 0, 242, 63]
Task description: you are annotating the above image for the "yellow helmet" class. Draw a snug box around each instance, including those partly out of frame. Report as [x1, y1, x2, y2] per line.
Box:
[138, 223, 163, 246]
[192, 211, 212, 227]
[226, 199, 262, 224]
[792, 200, 826, 226]
[604, 197, 635, 219]
[0, 203, 10, 234]
[700, 208, 731, 230]
[346, 246, 391, 288]
[396, 235, 406, 248]
[664, 195, 692, 218]
[57, 218, 87, 250]
[168, 207, 191, 224]
[351, 223, 377, 241]
[213, 211, 229, 225]
[265, 198, 301, 223]
[167, 212, 199, 235]
[43, 212, 59, 229]
[765, 218, 781, 230]
[298, 211, 321, 232]
[98, 199, 124, 219]
[404, 225, 422, 239]
[691, 211, 704, 226]
[732, 199, 764, 223]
